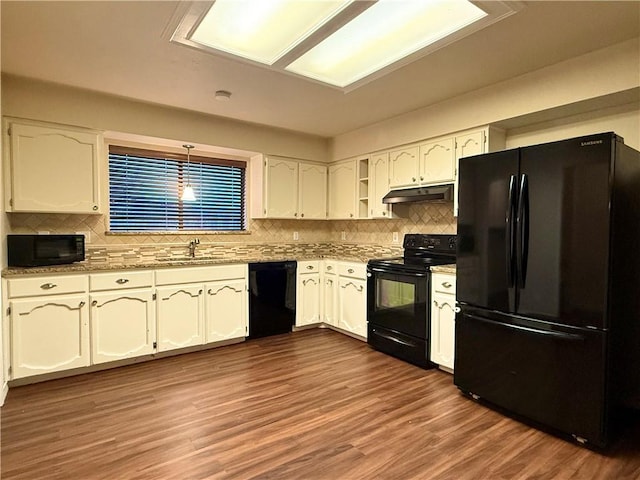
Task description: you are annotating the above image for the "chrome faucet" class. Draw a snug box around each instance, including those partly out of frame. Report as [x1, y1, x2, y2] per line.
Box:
[188, 238, 200, 258]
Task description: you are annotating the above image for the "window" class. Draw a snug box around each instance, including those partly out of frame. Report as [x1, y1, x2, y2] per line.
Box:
[109, 146, 245, 232]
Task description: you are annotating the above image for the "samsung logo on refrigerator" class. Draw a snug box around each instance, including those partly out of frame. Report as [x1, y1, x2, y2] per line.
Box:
[581, 140, 603, 146]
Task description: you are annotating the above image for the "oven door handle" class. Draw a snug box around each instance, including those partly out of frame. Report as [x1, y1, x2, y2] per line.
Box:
[367, 267, 428, 277]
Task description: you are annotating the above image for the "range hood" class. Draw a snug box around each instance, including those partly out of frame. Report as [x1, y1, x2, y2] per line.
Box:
[382, 185, 453, 204]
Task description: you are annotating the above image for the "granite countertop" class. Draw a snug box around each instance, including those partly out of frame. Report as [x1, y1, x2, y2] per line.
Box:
[1, 254, 376, 277]
[430, 264, 456, 275]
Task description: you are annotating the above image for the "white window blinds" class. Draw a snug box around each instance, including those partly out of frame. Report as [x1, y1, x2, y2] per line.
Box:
[109, 146, 245, 232]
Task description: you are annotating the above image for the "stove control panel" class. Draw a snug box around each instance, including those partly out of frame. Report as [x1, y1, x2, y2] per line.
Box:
[403, 234, 457, 253]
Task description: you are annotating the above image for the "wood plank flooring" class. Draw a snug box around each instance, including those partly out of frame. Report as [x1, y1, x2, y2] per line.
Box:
[2, 328, 640, 479]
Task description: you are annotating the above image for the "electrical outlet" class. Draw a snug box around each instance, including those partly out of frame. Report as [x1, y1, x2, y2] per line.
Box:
[392, 232, 399, 243]
[341, 231, 346, 241]
[37, 230, 50, 235]
[293, 231, 299, 241]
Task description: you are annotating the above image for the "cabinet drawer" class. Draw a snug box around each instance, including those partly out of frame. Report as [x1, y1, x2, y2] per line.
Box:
[338, 262, 367, 279]
[323, 260, 338, 274]
[298, 260, 320, 273]
[155, 264, 246, 285]
[90, 271, 153, 291]
[432, 273, 456, 294]
[8, 274, 88, 298]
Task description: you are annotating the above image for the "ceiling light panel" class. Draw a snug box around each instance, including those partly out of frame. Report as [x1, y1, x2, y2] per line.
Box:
[191, 0, 353, 65]
[285, 0, 488, 87]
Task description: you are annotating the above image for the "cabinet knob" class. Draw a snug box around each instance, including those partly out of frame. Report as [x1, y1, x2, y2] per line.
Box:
[40, 283, 57, 290]
[382, 211, 386, 216]
[442, 282, 452, 288]
[199, 289, 203, 295]
[306, 265, 314, 270]
[208, 289, 212, 295]
[294, 212, 298, 217]
[350, 213, 354, 218]
[327, 266, 332, 270]
[301, 213, 304, 218]
[92, 300, 98, 306]
[116, 278, 129, 284]
[348, 268, 354, 274]
[92, 205, 98, 211]
[420, 176, 424, 181]
[412, 177, 416, 182]
[79, 301, 85, 307]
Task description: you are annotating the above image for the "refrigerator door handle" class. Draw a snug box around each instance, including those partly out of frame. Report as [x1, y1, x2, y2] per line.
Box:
[516, 174, 530, 288]
[506, 175, 517, 287]
[466, 313, 585, 342]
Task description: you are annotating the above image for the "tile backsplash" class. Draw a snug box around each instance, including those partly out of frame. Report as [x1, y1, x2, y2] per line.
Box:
[7, 202, 456, 258]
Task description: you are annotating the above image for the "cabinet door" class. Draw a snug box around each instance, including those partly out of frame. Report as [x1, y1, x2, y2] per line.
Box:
[322, 274, 337, 326]
[454, 130, 485, 216]
[338, 277, 367, 338]
[299, 163, 327, 219]
[388, 146, 419, 189]
[8, 122, 101, 213]
[369, 153, 392, 218]
[265, 157, 298, 218]
[419, 138, 455, 185]
[296, 273, 321, 326]
[430, 292, 456, 370]
[90, 289, 156, 364]
[205, 278, 247, 342]
[328, 160, 357, 219]
[10, 295, 89, 378]
[156, 285, 204, 352]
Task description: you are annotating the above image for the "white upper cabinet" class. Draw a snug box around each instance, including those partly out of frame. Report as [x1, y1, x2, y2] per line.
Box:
[419, 138, 455, 185]
[388, 146, 420, 189]
[251, 155, 327, 219]
[4, 119, 102, 213]
[298, 163, 327, 219]
[264, 156, 299, 218]
[369, 152, 393, 219]
[328, 159, 357, 219]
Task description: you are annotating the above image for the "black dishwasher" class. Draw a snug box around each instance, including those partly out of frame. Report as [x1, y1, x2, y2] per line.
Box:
[248, 261, 296, 339]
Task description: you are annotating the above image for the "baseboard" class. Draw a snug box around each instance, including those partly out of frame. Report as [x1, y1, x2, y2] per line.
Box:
[0, 381, 8, 406]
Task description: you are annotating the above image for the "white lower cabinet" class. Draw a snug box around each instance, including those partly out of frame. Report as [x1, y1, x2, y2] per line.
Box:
[90, 289, 156, 364]
[296, 261, 321, 327]
[337, 262, 367, 338]
[322, 261, 338, 326]
[430, 272, 457, 371]
[156, 285, 204, 352]
[205, 278, 247, 342]
[10, 294, 90, 378]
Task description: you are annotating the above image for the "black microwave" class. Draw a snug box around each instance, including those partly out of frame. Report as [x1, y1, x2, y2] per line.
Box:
[7, 234, 85, 267]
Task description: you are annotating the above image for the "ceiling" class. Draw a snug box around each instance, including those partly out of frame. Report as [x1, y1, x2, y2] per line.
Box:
[1, 1, 639, 138]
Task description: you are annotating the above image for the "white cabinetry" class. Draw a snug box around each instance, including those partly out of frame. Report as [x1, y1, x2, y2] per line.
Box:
[419, 138, 455, 185]
[369, 152, 393, 219]
[252, 155, 327, 219]
[7, 275, 90, 379]
[430, 272, 457, 371]
[322, 261, 338, 326]
[328, 159, 357, 219]
[155, 264, 248, 344]
[296, 261, 321, 327]
[337, 262, 367, 338]
[89, 271, 156, 364]
[156, 285, 204, 352]
[4, 118, 102, 213]
[388, 146, 420, 189]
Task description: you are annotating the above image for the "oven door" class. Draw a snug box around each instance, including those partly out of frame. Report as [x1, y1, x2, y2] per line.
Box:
[367, 266, 428, 338]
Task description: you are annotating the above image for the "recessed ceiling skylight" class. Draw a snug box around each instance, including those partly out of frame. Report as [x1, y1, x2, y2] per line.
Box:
[172, 0, 522, 91]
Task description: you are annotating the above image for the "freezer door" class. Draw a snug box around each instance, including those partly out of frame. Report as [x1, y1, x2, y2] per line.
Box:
[457, 149, 519, 312]
[517, 134, 612, 329]
[454, 309, 608, 446]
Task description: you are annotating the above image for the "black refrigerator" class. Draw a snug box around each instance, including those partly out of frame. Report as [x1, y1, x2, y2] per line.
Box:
[454, 132, 640, 447]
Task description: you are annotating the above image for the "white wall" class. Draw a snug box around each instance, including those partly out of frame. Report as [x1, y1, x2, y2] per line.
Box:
[1, 74, 330, 163]
[331, 38, 640, 160]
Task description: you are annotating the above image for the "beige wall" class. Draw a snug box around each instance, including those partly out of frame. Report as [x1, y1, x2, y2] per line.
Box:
[331, 38, 640, 160]
[1, 74, 329, 163]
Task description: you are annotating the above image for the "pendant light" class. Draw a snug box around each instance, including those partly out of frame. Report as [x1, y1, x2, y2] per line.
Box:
[181, 144, 196, 201]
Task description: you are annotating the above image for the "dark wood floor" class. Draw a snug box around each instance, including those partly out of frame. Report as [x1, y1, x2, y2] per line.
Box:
[2, 328, 640, 480]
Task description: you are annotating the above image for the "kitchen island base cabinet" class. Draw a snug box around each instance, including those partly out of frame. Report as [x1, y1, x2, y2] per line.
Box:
[156, 285, 204, 352]
[90, 290, 156, 364]
[206, 279, 247, 342]
[10, 295, 89, 379]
